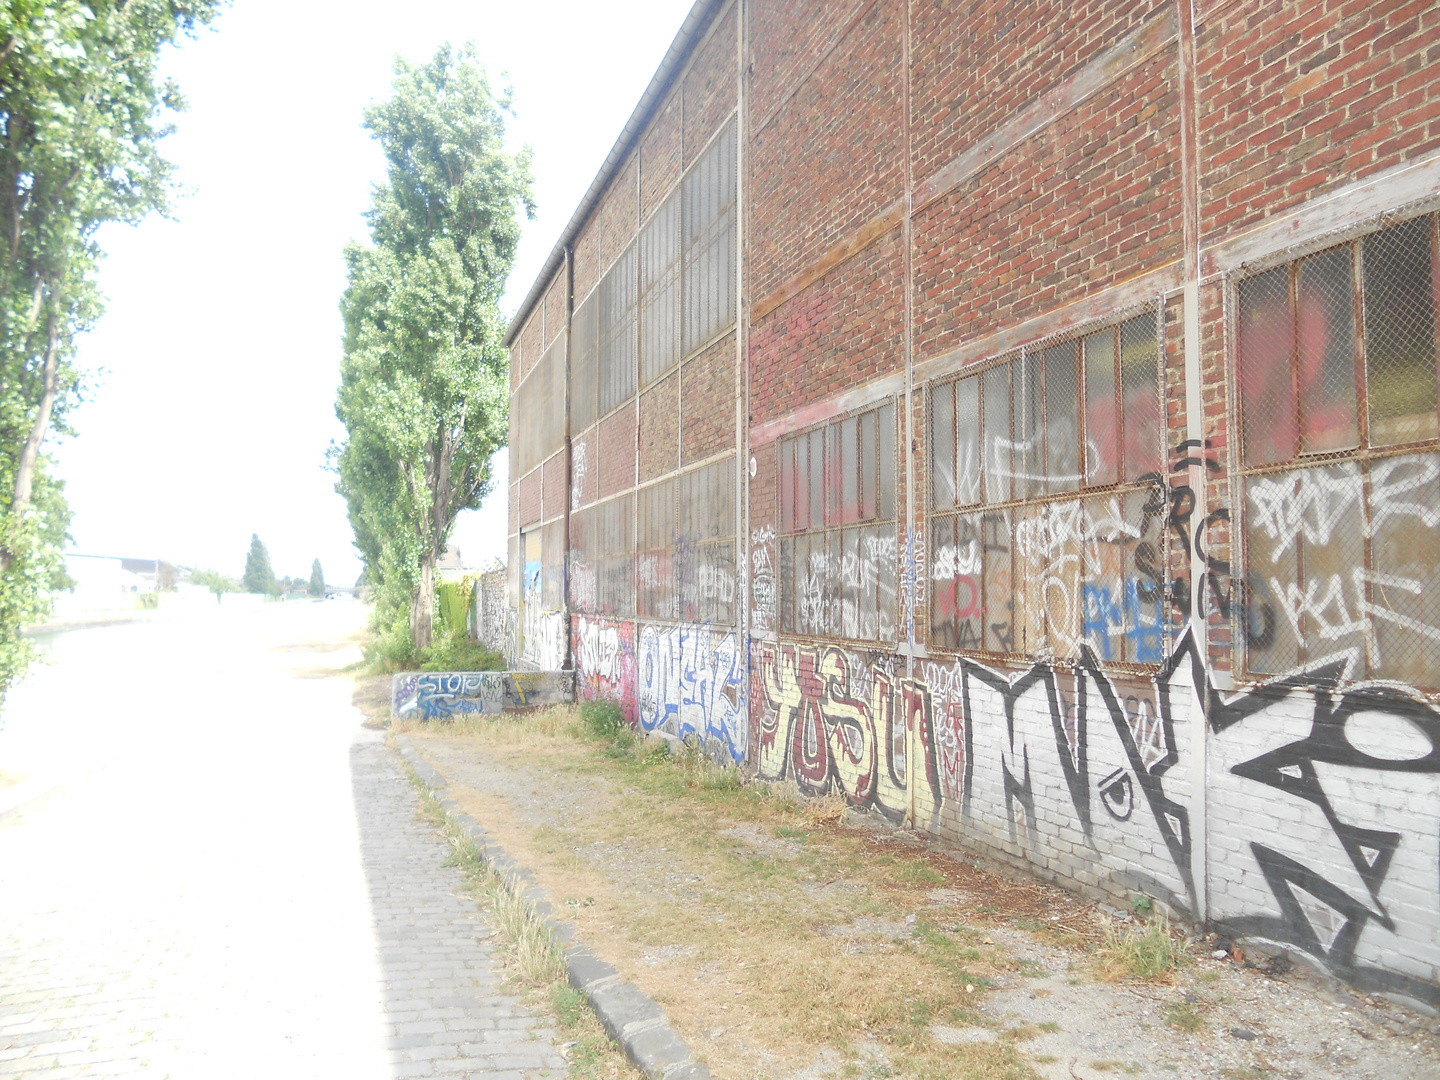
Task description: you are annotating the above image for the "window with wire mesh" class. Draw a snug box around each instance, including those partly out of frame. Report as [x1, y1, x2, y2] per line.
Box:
[1236, 210, 1440, 687]
[928, 311, 1167, 662]
[677, 458, 736, 625]
[568, 493, 635, 617]
[635, 460, 736, 625]
[683, 120, 736, 357]
[512, 332, 567, 478]
[572, 118, 736, 428]
[777, 401, 898, 642]
[541, 518, 566, 610]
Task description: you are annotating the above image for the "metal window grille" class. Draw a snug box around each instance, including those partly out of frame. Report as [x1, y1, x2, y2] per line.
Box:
[571, 293, 599, 434]
[638, 478, 677, 620]
[927, 311, 1166, 663]
[599, 245, 637, 417]
[512, 332, 567, 477]
[640, 192, 680, 387]
[570, 493, 635, 617]
[1236, 210, 1440, 686]
[682, 119, 737, 357]
[777, 401, 898, 642]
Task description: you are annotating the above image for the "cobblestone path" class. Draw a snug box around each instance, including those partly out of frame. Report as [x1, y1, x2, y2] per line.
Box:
[0, 603, 567, 1079]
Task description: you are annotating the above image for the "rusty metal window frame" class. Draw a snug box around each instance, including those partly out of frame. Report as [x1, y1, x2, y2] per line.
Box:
[776, 400, 899, 644]
[1232, 209, 1440, 688]
[925, 308, 1168, 665]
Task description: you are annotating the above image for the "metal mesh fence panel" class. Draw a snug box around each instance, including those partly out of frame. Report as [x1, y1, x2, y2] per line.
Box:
[1363, 213, 1438, 447]
[599, 245, 637, 417]
[1235, 211, 1440, 687]
[640, 192, 680, 388]
[682, 120, 737, 357]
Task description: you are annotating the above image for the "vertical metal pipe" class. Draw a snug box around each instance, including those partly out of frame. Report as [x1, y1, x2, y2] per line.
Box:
[1176, 0, 1208, 925]
[562, 246, 576, 677]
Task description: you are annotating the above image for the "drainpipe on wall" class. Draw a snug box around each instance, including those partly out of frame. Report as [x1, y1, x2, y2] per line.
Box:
[736, 0, 749, 701]
[562, 245, 576, 680]
[902, 0, 917, 832]
[1176, 0, 1208, 926]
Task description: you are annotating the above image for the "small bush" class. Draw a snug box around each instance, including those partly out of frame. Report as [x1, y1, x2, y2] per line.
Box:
[420, 630, 506, 673]
[578, 698, 627, 741]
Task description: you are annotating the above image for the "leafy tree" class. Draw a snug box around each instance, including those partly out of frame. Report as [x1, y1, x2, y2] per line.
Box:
[242, 533, 277, 594]
[334, 43, 532, 648]
[189, 567, 237, 604]
[308, 558, 324, 597]
[0, 0, 221, 705]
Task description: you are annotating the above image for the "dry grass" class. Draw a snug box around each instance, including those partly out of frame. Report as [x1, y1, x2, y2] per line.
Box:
[400, 754, 640, 1079]
[1091, 913, 1190, 984]
[405, 705, 1051, 1080]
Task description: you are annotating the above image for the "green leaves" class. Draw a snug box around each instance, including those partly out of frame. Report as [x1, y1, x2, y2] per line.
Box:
[334, 41, 533, 647]
[0, 0, 221, 704]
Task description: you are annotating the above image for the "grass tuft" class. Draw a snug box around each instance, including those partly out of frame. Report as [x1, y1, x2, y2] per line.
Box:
[1092, 913, 1188, 983]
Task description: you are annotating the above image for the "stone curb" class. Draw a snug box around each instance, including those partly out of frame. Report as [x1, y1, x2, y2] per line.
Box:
[392, 734, 711, 1080]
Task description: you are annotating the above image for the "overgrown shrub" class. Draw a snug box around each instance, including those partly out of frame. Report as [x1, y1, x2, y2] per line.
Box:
[578, 698, 626, 741]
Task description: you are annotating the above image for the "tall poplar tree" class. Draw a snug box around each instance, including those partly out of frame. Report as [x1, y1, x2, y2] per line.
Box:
[334, 43, 532, 649]
[0, 0, 221, 704]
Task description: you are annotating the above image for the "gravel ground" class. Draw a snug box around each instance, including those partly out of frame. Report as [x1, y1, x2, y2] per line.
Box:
[408, 729, 1440, 1080]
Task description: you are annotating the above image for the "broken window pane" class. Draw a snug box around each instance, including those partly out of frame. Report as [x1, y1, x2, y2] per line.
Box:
[955, 378, 981, 505]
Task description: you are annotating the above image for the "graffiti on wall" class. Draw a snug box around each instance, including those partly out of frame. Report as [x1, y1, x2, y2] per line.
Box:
[638, 622, 748, 761]
[750, 627, 1440, 1005]
[575, 615, 637, 723]
[750, 525, 776, 632]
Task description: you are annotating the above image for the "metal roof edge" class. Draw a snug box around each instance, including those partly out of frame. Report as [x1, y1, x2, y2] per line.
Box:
[501, 0, 727, 348]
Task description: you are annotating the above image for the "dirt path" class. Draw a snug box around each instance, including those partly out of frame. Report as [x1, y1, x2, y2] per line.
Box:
[402, 713, 1440, 1080]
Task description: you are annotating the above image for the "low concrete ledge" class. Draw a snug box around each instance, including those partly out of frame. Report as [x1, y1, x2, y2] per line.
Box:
[393, 734, 710, 1080]
[391, 669, 575, 720]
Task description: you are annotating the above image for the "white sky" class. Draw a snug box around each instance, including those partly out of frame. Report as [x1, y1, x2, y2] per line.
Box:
[54, 0, 692, 585]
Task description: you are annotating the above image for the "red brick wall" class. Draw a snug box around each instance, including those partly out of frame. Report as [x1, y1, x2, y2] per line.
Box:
[683, 3, 738, 166]
[1197, 0, 1440, 240]
[910, 0, 1163, 190]
[542, 269, 568, 352]
[598, 156, 639, 279]
[639, 373, 679, 481]
[542, 449, 567, 523]
[681, 332, 736, 464]
[640, 87, 683, 222]
[519, 467, 541, 527]
[749, 0, 905, 301]
[912, 54, 1183, 362]
[598, 407, 637, 499]
[749, 229, 904, 424]
[572, 428, 597, 510]
[520, 313, 544, 383]
[573, 217, 600, 310]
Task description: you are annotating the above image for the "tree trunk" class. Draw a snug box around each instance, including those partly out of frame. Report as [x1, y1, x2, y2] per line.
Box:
[1, 314, 60, 573]
[411, 552, 436, 649]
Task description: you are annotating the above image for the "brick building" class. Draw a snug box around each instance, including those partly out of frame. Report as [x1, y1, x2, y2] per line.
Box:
[502, 0, 1440, 1006]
